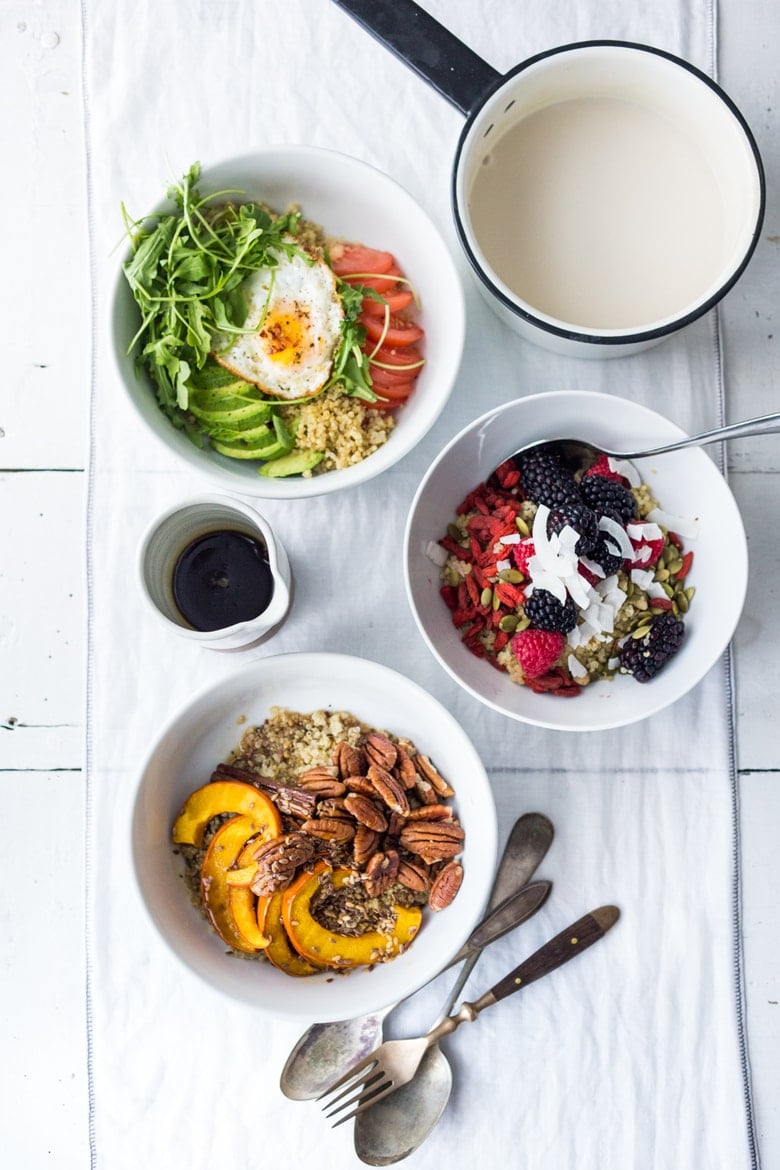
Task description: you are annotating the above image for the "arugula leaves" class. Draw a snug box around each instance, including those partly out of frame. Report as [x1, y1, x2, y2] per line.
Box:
[121, 162, 376, 444]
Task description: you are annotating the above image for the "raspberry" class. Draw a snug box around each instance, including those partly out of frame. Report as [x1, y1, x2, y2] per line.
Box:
[525, 589, 578, 634]
[582, 454, 626, 484]
[619, 613, 685, 683]
[510, 628, 565, 679]
[512, 538, 535, 575]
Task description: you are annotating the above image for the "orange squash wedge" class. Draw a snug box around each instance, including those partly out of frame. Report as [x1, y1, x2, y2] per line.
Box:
[281, 861, 422, 970]
[172, 780, 281, 847]
[260, 891, 322, 977]
[225, 839, 270, 951]
[200, 814, 278, 953]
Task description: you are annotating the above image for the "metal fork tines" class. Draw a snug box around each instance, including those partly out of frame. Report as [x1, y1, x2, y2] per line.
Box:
[318, 1035, 434, 1127]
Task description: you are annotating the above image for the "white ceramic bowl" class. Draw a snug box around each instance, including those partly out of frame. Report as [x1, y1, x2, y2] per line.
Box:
[405, 391, 748, 732]
[131, 652, 497, 1019]
[112, 147, 465, 498]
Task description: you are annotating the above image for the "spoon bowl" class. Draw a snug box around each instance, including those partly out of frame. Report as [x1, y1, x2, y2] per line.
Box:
[506, 409, 780, 474]
[353, 1046, 452, 1165]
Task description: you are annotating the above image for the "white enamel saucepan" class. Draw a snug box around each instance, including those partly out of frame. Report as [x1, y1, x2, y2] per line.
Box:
[334, 1, 765, 358]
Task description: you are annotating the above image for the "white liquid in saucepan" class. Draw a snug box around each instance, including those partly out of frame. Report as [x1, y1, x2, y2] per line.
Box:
[468, 97, 727, 331]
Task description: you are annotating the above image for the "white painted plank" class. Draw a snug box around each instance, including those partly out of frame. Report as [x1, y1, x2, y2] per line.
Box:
[0, 472, 84, 761]
[0, 3, 88, 471]
[0, 770, 88, 1170]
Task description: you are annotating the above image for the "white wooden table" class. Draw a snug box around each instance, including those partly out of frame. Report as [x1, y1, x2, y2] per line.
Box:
[2, 1, 778, 1165]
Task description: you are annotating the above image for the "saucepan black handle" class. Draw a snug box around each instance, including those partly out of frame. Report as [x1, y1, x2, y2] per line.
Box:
[332, 0, 502, 116]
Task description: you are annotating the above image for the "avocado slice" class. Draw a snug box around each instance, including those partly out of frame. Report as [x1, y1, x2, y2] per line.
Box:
[212, 433, 291, 461]
[258, 449, 325, 478]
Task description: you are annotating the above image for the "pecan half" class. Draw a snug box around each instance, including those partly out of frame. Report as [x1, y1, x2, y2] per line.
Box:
[364, 732, 398, 771]
[399, 820, 464, 863]
[300, 817, 355, 844]
[393, 743, 418, 788]
[353, 824, 381, 867]
[315, 797, 351, 820]
[297, 767, 346, 798]
[368, 764, 410, 816]
[415, 755, 455, 798]
[396, 859, 431, 893]
[414, 776, 438, 806]
[333, 741, 367, 778]
[406, 803, 454, 822]
[363, 848, 400, 896]
[344, 774, 379, 798]
[428, 860, 463, 910]
[344, 793, 388, 832]
[249, 832, 315, 896]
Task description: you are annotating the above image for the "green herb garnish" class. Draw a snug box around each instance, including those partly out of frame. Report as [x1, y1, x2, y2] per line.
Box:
[120, 162, 377, 453]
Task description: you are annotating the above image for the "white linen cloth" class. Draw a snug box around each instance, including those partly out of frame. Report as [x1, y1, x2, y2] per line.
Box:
[83, 1, 758, 1166]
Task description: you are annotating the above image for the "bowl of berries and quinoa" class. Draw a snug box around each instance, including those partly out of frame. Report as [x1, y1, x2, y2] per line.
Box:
[404, 391, 748, 732]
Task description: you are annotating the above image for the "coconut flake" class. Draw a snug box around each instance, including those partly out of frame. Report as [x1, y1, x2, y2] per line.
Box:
[496, 558, 511, 573]
[626, 521, 663, 543]
[425, 540, 449, 566]
[608, 456, 641, 488]
[598, 515, 634, 561]
[607, 656, 621, 671]
[630, 568, 655, 590]
[499, 533, 521, 546]
[526, 566, 568, 604]
[647, 507, 700, 540]
[579, 555, 606, 579]
[568, 654, 589, 681]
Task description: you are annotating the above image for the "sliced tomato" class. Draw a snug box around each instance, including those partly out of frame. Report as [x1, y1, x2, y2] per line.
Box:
[345, 266, 403, 293]
[369, 364, 421, 390]
[370, 343, 424, 368]
[330, 244, 395, 277]
[369, 379, 416, 401]
[362, 313, 424, 347]
[361, 286, 415, 316]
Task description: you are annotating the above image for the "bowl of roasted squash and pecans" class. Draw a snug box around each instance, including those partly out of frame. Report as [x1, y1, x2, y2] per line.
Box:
[405, 390, 748, 732]
[130, 652, 497, 1020]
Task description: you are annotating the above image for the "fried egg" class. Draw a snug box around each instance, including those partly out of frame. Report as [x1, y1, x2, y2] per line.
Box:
[212, 247, 344, 399]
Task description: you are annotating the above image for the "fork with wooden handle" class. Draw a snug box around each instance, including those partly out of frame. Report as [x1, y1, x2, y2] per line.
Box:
[318, 904, 620, 1127]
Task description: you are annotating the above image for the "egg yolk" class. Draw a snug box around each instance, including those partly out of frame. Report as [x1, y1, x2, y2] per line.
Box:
[258, 304, 309, 366]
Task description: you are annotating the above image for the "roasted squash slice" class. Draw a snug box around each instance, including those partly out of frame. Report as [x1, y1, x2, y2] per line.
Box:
[260, 891, 322, 977]
[172, 780, 281, 847]
[281, 861, 422, 970]
[200, 814, 278, 953]
[226, 839, 271, 951]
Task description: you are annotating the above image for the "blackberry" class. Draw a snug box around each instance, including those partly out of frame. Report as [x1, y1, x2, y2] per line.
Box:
[580, 475, 638, 524]
[619, 613, 685, 683]
[548, 501, 599, 555]
[588, 535, 624, 577]
[516, 451, 580, 509]
[525, 589, 578, 634]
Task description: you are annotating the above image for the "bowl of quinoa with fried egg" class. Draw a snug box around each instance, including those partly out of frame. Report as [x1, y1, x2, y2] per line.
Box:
[112, 147, 465, 498]
[404, 391, 748, 731]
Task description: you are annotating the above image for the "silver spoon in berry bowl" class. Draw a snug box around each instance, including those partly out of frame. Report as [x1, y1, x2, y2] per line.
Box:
[503, 409, 780, 476]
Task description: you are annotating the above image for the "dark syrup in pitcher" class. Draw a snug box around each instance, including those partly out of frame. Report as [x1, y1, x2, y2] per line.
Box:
[172, 529, 274, 632]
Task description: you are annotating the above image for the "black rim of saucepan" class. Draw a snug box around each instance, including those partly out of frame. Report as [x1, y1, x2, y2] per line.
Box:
[450, 39, 767, 346]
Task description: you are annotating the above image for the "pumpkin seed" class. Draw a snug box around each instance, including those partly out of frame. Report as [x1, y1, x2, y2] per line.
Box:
[480, 587, 493, 608]
[655, 567, 670, 582]
[514, 614, 531, 633]
[677, 593, 689, 613]
[499, 614, 520, 633]
[446, 523, 463, 541]
[492, 591, 502, 611]
[666, 556, 684, 576]
[685, 586, 696, 602]
[662, 582, 675, 599]
[632, 624, 652, 640]
[515, 516, 530, 536]
[497, 568, 524, 584]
